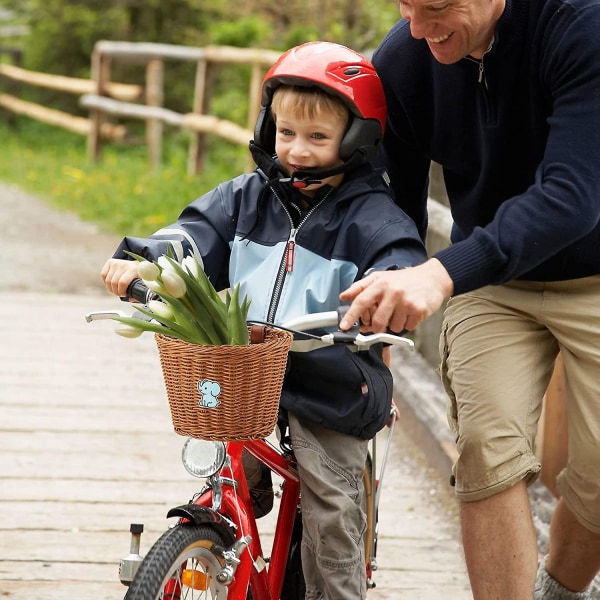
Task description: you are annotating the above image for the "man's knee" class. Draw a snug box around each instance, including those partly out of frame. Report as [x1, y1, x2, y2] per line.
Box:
[453, 431, 541, 502]
[556, 466, 600, 534]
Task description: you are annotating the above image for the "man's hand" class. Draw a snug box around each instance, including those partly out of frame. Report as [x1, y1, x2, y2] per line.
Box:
[339, 258, 454, 332]
[101, 258, 141, 298]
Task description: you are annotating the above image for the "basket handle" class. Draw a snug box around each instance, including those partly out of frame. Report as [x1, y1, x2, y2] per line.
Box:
[249, 324, 267, 344]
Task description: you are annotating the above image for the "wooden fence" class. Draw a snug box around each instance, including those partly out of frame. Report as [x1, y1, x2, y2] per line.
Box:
[0, 40, 282, 174]
[82, 41, 281, 174]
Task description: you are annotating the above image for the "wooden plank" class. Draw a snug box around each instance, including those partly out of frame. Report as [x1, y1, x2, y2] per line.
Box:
[0, 94, 126, 139]
[0, 477, 198, 504]
[79, 94, 253, 146]
[0, 291, 473, 599]
[93, 40, 281, 67]
[0, 63, 141, 101]
[145, 59, 164, 170]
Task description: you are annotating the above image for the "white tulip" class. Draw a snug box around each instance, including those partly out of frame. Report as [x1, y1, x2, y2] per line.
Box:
[183, 254, 203, 278]
[161, 271, 187, 298]
[143, 279, 163, 292]
[148, 300, 172, 319]
[157, 255, 173, 271]
[115, 323, 144, 338]
[138, 260, 160, 281]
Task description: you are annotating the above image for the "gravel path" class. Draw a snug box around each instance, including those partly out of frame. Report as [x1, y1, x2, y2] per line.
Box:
[0, 181, 120, 295]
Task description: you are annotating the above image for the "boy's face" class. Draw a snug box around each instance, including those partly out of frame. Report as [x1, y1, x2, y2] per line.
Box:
[274, 106, 347, 194]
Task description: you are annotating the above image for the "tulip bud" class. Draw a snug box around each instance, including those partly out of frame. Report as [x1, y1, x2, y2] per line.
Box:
[144, 279, 163, 292]
[115, 323, 144, 338]
[157, 256, 173, 271]
[161, 271, 187, 298]
[148, 300, 172, 319]
[183, 254, 203, 278]
[138, 260, 160, 281]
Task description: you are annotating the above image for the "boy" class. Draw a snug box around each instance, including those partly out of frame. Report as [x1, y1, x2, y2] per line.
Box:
[101, 41, 426, 599]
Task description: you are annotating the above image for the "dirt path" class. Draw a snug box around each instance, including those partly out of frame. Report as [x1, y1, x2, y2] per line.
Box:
[0, 181, 120, 295]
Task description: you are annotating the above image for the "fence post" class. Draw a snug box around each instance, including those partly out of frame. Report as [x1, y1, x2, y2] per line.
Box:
[146, 59, 164, 170]
[88, 47, 111, 164]
[245, 63, 263, 172]
[187, 57, 207, 176]
[0, 46, 22, 126]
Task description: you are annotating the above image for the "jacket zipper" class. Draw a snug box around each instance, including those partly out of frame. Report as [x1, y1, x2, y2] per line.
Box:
[267, 188, 333, 322]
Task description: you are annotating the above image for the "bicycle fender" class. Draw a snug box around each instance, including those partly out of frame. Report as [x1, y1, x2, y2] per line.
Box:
[166, 503, 235, 539]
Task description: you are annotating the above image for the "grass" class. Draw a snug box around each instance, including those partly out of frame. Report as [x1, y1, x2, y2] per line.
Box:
[0, 116, 250, 237]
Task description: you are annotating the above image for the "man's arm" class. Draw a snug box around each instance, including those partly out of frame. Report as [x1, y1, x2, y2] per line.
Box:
[339, 258, 453, 332]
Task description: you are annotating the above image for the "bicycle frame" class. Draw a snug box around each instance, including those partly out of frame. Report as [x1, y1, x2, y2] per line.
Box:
[160, 424, 394, 599]
[190, 438, 301, 600]
[87, 299, 413, 599]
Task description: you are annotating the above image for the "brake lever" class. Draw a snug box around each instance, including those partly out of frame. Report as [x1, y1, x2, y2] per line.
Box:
[85, 310, 128, 323]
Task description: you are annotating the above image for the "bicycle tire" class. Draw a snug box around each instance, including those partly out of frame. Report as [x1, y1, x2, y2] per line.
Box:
[124, 524, 235, 600]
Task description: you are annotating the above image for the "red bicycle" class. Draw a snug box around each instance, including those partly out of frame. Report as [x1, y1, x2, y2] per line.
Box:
[86, 290, 413, 600]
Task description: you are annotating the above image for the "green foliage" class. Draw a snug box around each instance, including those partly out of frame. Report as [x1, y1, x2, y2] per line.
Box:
[208, 16, 269, 48]
[0, 0, 402, 121]
[0, 117, 248, 237]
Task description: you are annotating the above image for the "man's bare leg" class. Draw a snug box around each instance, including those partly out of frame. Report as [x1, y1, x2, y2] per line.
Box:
[545, 498, 600, 591]
[461, 480, 538, 599]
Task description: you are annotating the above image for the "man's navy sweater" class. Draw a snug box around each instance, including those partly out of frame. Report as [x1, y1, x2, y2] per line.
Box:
[374, 0, 600, 295]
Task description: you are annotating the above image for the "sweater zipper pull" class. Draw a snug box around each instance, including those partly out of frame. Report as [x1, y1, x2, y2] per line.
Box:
[286, 228, 297, 272]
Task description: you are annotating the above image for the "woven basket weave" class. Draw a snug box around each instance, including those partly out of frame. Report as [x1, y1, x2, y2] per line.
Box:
[155, 326, 293, 440]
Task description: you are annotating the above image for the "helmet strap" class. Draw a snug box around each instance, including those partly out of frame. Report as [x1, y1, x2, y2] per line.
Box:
[285, 151, 366, 188]
[249, 140, 367, 189]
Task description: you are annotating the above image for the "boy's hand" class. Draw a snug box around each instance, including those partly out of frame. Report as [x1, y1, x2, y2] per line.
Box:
[339, 258, 453, 333]
[101, 258, 140, 299]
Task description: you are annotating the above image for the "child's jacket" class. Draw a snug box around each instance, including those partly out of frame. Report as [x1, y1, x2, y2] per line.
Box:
[112, 164, 427, 439]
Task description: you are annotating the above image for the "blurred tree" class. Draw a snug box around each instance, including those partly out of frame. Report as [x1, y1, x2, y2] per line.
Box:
[0, 0, 401, 118]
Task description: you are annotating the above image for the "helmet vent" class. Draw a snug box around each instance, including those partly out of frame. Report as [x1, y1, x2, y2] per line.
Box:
[344, 67, 361, 75]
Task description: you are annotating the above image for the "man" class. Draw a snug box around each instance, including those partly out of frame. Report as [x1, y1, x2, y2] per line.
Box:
[339, 0, 600, 597]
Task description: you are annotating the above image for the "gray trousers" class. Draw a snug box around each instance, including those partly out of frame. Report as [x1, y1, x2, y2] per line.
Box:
[288, 412, 369, 600]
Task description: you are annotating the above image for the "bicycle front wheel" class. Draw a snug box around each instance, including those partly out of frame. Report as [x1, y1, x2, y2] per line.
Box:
[124, 524, 234, 600]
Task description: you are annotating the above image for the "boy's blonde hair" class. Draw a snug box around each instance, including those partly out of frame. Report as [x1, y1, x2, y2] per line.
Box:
[271, 85, 349, 126]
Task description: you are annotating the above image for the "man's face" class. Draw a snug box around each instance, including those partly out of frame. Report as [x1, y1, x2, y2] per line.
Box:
[398, 0, 504, 63]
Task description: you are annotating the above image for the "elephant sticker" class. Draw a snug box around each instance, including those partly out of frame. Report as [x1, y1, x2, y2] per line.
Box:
[197, 379, 221, 408]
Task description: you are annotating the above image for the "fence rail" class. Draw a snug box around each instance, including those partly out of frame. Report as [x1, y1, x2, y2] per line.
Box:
[0, 56, 140, 140]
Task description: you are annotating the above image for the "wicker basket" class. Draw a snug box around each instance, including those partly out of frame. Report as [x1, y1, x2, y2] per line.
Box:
[154, 326, 293, 440]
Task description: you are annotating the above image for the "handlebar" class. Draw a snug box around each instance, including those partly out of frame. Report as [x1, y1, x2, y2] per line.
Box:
[86, 278, 414, 351]
[275, 310, 414, 350]
[122, 278, 160, 304]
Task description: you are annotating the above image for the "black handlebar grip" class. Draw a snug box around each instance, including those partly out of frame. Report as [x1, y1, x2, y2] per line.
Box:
[122, 278, 159, 304]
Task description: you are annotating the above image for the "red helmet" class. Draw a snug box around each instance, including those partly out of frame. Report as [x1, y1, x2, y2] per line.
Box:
[253, 41, 387, 165]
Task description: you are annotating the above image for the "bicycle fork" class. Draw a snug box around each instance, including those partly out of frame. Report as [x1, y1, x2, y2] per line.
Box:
[366, 410, 397, 588]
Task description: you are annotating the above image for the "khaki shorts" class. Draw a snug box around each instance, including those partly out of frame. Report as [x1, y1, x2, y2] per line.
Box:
[439, 275, 600, 534]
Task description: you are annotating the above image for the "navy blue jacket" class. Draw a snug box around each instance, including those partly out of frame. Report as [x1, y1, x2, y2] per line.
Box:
[374, 0, 600, 295]
[113, 164, 427, 439]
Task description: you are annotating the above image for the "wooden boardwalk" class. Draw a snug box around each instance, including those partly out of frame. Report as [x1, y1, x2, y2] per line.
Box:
[0, 291, 472, 599]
